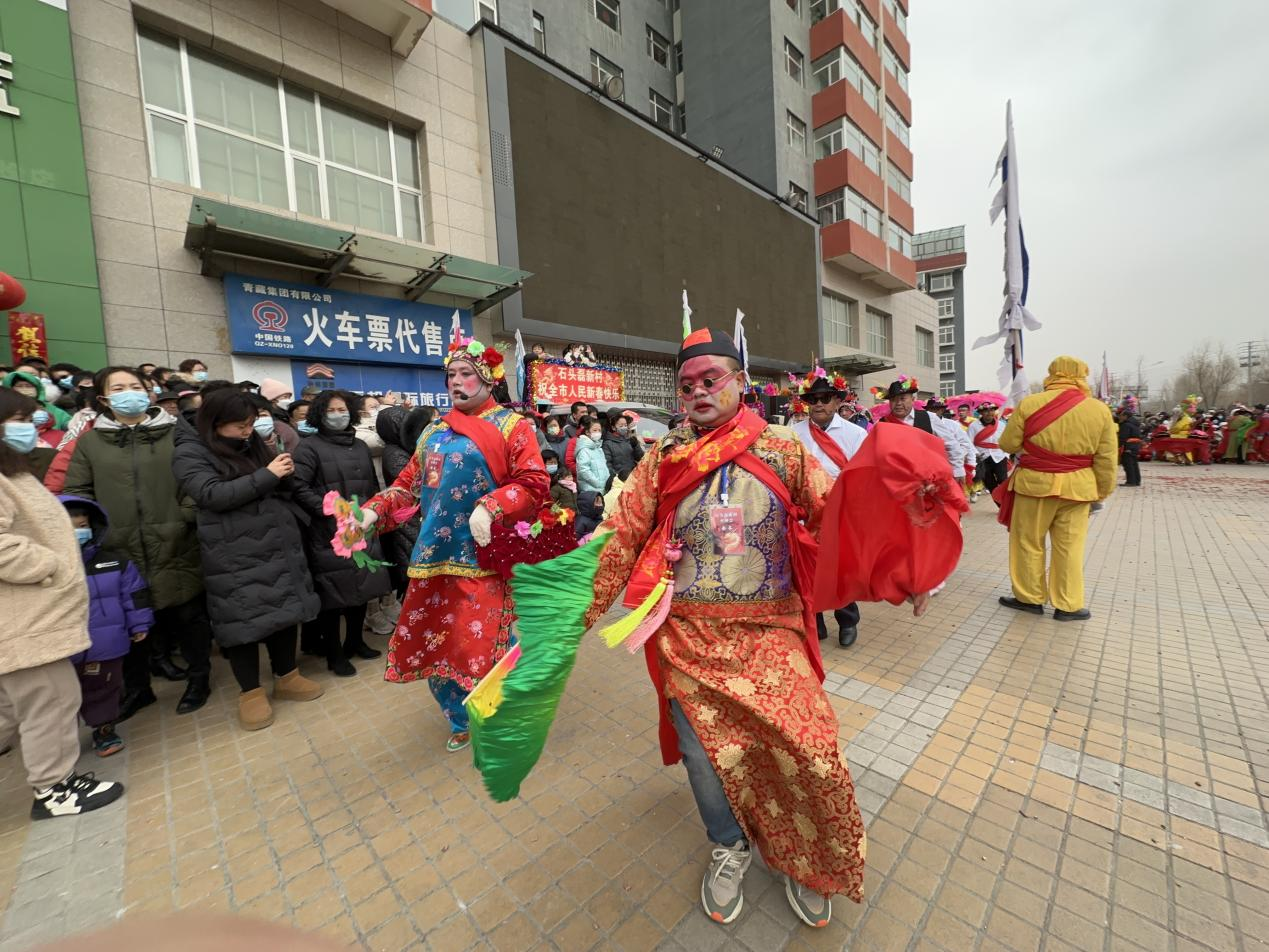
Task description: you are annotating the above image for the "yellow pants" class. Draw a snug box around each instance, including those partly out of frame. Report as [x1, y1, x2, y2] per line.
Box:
[1008, 495, 1091, 612]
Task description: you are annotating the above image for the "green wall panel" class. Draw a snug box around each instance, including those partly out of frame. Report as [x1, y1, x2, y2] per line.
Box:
[0, 115, 16, 180]
[10, 91, 89, 194]
[16, 279, 105, 343]
[43, 339, 108, 369]
[0, 1, 75, 81]
[0, 180, 31, 276]
[21, 185, 98, 286]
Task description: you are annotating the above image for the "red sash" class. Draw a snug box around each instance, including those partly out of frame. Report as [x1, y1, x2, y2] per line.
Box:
[809, 423, 849, 472]
[624, 407, 766, 608]
[972, 421, 1000, 448]
[444, 402, 510, 487]
[994, 388, 1090, 528]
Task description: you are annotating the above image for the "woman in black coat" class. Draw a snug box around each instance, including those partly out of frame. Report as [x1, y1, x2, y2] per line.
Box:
[375, 406, 432, 599]
[290, 390, 391, 676]
[171, 389, 324, 732]
[601, 411, 644, 482]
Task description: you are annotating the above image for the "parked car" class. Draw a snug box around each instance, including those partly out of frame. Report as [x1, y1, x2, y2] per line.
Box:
[544, 402, 673, 443]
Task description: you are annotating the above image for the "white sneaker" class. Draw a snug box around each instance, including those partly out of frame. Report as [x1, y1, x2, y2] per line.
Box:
[701, 841, 751, 924]
[31, 772, 124, 820]
[365, 610, 395, 636]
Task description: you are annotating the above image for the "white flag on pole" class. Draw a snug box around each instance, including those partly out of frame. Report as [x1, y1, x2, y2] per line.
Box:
[450, 309, 463, 346]
[733, 309, 748, 375]
[973, 101, 1041, 408]
[514, 328, 527, 402]
[681, 290, 692, 340]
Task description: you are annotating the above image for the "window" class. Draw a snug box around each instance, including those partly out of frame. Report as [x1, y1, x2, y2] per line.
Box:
[822, 291, 856, 347]
[886, 102, 910, 148]
[594, 0, 620, 32]
[817, 187, 882, 236]
[786, 111, 807, 153]
[938, 322, 955, 346]
[589, 50, 623, 97]
[676, 100, 686, 134]
[532, 12, 546, 53]
[916, 328, 934, 367]
[887, 162, 911, 203]
[814, 117, 880, 173]
[939, 353, 956, 374]
[883, 43, 909, 92]
[788, 182, 808, 211]
[137, 29, 423, 240]
[784, 40, 804, 85]
[673, 42, 683, 74]
[928, 272, 954, 292]
[812, 0, 877, 46]
[940, 380, 956, 398]
[477, 0, 498, 23]
[882, 0, 908, 35]
[646, 25, 670, 67]
[649, 89, 672, 129]
[865, 307, 892, 356]
[810, 48, 879, 111]
[888, 219, 912, 257]
[936, 297, 955, 318]
[810, 0, 838, 21]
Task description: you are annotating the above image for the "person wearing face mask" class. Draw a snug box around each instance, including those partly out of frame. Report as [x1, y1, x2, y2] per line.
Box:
[258, 378, 295, 418]
[171, 388, 324, 731]
[62, 367, 214, 719]
[60, 498, 153, 758]
[0, 393, 127, 821]
[602, 410, 645, 482]
[355, 337, 548, 752]
[3, 369, 72, 431]
[575, 417, 610, 495]
[541, 449, 576, 511]
[245, 394, 299, 455]
[178, 359, 209, 384]
[0, 390, 56, 481]
[289, 390, 391, 677]
[542, 416, 568, 458]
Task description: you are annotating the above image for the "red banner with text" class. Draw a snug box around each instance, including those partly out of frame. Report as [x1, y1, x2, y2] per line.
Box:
[529, 360, 625, 404]
[8, 312, 48, 365]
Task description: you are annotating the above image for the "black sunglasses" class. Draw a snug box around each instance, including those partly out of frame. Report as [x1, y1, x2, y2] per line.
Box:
[805, 393, 838, 405]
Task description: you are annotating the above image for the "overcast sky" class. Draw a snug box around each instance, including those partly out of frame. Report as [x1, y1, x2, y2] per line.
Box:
[909, 1, 1269, 397]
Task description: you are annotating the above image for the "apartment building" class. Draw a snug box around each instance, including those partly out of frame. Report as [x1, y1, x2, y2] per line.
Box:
[914, 225, 969, 397]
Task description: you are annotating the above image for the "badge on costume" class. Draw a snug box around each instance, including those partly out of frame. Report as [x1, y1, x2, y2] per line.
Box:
[424, 451, 445, 489]
[709, 506, 745, 556]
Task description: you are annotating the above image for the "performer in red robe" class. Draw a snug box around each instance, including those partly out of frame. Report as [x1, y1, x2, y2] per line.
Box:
[361, 337, 548, 751]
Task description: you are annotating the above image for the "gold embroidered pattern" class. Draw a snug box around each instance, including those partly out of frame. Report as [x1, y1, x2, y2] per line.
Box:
[725, 676, 756, 698]
[772, 747, 799, 777]
[794, 813, 817, 840]
[716, 743, 746, 771]
[766, 799, 782, 818]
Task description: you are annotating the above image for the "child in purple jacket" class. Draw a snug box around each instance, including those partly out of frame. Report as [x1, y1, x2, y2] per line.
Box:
[60, 496, 153, 756]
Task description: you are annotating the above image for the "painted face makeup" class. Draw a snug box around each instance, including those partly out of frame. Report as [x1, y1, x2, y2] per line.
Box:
[678, 356, 743, 428]
[447, 360, 489, 411]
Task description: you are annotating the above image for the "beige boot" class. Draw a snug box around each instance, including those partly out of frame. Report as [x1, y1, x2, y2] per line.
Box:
[273, 668, 324, 702]
[238, 688, 274, 731]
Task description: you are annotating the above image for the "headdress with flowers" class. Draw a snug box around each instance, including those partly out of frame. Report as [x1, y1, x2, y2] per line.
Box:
[445, 334, 506, 385]
[787, 364, 852, 399]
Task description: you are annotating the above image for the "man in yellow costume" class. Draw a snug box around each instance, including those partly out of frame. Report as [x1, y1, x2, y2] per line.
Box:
[995, 356, 1117, 621]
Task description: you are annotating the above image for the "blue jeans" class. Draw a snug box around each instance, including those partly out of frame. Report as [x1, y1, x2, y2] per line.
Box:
[670, 699, 745, 847]
[428, 676, 468, 733]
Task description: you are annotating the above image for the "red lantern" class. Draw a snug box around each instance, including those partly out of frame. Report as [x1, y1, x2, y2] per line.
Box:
[0, 272, 27, 311]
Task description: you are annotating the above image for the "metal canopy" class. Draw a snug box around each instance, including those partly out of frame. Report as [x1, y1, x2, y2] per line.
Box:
[183, 199, 531, 314]
[823, 354, 897, 376]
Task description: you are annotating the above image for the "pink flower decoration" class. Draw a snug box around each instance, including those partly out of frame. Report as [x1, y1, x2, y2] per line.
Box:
[514, 520, 533, 539]
[763, 383, 778, 396]
[813, 366, 828, 379]
[322, 490, 341, 516]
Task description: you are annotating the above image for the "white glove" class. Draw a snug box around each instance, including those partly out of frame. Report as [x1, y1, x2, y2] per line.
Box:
[357, 507, 379, 530]
[469, 505, 493, 547]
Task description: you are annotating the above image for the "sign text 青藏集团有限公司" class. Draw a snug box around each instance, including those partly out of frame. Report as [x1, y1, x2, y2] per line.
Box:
[223, 273, 473, 367]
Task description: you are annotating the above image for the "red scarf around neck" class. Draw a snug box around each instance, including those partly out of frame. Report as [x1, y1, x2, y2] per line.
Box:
[442, 400, 509, 486]
[808, 421, 849, 472]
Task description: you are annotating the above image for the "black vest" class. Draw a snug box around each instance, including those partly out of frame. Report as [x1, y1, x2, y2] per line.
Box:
[912, 409, 934, 433]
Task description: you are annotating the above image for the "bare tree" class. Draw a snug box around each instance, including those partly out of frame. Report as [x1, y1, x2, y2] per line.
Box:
[1178, 339, 1239, 407]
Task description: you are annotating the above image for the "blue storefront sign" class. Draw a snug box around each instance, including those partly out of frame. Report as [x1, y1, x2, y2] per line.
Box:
[289, 360, 452, 410]
[223, 272, 472, 366]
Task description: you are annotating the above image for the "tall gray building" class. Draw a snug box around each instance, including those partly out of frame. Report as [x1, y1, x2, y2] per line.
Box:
[914, 226, 968, 397]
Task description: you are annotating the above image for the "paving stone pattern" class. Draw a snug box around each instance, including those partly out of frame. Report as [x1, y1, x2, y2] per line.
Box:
[0, 464, 1267, 950]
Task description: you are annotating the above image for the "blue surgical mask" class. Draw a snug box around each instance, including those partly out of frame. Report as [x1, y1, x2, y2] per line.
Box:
[253, 416, 275, 438]
[193, 370, 208, 382]
[297, 420, 318, 435]
[545, 463, 558, 475]
[108, 390, 151, 417]
[74, 526, 93, 547]
[2, 421, 38, 454]
[153, 386, 162, 396]
[324, 412, 351, 430]
[32, 409, 50, 428]
[56, 377, 73, 391]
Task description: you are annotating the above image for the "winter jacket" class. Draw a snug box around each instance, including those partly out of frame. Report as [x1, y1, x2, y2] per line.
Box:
[376, 407, 426, 591]
[290, 429, 391, 610]
[2, 371, 71, 429]
[0, 472, 90, 675]
[549, 479, 577, 511]
[171, 425, 320, 647]
[602, 432, 644, 482]
[62, 408, 203, 609]
[59, 496, 154, 664]
[575, 491, 604, 539]
[542, 430, 568, 459]
[575, 435, 610, 494]
[43, 432, 83, 493]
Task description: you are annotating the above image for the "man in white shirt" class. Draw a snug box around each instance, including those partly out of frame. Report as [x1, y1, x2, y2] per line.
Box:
[791, 373, 866, 647]
[968, 402, 1009, 496]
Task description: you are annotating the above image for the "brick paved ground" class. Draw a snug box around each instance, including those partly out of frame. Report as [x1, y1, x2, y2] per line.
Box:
[1, 462, 1267, 951]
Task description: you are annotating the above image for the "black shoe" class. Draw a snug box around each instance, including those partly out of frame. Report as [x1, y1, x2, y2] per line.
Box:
[176, 675, 210, 714]
[815, 618, 828, 641]
[345, 642, 382, 660]
[150, 653, 188, 682]
[838, 626, 858, 648]
[1053, 608, 1091, 622]
[998, 596, 1044, 615]
[328, 657, 356, 677]
[31, 772, 124, 820]
[117, 687, 157, 723]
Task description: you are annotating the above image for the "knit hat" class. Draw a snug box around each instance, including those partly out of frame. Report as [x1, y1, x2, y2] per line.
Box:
[259, 377, 292, 402]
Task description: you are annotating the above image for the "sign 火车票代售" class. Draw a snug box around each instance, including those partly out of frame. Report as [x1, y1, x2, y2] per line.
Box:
[223, 274, 473, 368]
